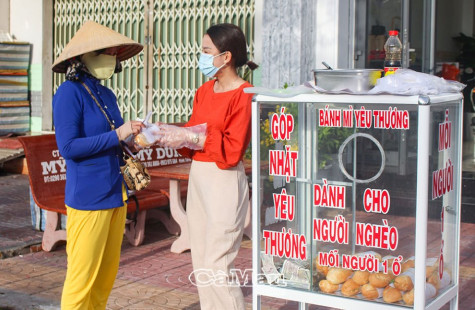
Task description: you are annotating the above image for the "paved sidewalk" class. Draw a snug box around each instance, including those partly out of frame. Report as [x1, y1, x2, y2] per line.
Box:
[0, 172, 306, 310]
[0, 173, 43, 258]
[0, 171, 474, 310]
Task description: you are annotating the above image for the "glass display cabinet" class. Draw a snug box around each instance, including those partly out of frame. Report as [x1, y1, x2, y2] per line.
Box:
[251, 93, 463, 310]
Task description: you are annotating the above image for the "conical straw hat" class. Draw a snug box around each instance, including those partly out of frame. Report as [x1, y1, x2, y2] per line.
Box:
[52, 20, 143, 73]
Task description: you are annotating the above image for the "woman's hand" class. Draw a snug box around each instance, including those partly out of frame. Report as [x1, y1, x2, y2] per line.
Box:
[155, 123, 206, 150]
[115, 121, 145, 141]
[156, 125, 189, 148]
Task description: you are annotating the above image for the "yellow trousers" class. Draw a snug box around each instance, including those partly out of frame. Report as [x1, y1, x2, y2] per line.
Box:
[61, 197, 127, 310]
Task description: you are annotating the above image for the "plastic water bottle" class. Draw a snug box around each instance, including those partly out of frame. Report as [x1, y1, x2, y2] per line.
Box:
[384, 30, 402, 76]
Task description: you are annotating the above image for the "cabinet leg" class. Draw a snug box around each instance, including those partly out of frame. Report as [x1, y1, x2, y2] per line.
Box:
[298, 302, 308, 310]
[253, 293, 261, 310]
[243, 199, 252, 239]
[450, 294, 458, 310]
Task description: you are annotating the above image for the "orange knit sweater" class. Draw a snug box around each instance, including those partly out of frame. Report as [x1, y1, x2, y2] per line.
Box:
[179, 79, 253, 169]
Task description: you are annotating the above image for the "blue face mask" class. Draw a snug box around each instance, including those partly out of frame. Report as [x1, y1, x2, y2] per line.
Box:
[198, 52, 226, 78]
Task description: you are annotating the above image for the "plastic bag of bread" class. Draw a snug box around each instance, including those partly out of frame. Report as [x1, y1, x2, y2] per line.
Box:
[402, 283, 437, 305]
[130, 111, 154, 147]
[427, 270, 441, 291]
[361, 283, 383, 300]
[427, 268, 451, 292]
[135, 123, 207, 150]
[134, 123, 161, 148]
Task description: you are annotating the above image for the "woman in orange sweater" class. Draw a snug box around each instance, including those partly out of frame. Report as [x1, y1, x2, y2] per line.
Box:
[156, 23, 258, 309]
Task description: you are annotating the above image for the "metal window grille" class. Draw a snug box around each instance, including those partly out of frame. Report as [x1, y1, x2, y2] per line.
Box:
[53, 0, 145, 121]
[52, 0, 255, 123]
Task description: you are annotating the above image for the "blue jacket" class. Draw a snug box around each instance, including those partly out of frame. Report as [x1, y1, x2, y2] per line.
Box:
[53, 75, 126, 211]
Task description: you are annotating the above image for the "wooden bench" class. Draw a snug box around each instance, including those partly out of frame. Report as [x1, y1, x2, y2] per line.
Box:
[18, 134, 190, 251]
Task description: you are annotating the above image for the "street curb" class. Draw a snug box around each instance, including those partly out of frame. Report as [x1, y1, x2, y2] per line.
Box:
[0, 288, 60, 309]
[0, 240, 42, 259]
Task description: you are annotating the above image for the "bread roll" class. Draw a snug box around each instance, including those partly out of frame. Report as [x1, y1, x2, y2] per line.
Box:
[352, 270, 370, 286]
[341, 279, 360, 296]
[326, 268, 353, 285]
[394, 268, 414, 291]
[403, 284, 437, 305]
[134, 133, 153, 148]
[402, 257, 415, 272]
[319, 279, 340, 293]
[361, 283, 383, 300]
[402, 289, 414, 305]
[427, 270, 440, 291]
[425, 257, 438, 277]
[315, 259, 329, 276]
[383, 286, 402, 303]
[426, 265, 438, 278]
[394, 276, 413, 292]
[368, 272, 393, 288]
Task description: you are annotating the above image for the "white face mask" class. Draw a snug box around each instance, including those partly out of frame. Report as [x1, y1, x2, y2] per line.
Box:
[81, 52, 116, 80]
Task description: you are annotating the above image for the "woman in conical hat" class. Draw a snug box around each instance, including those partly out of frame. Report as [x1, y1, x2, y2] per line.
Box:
[52, 20, 144, 310]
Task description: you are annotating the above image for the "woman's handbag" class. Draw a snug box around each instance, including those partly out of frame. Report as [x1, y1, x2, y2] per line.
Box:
[120, 145, 151, 191]
[81, 82, 150, 191]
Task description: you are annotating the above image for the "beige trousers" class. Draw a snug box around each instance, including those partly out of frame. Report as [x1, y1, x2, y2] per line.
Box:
[187, 160, 249, 310]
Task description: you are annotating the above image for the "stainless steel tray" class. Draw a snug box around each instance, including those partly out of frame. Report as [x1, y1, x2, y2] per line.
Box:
[312, 69, 382, 92]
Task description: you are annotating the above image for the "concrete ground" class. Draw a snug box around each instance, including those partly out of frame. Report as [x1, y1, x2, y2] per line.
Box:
[0, 171, 474, 310]
[0, 172, 314, 310]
